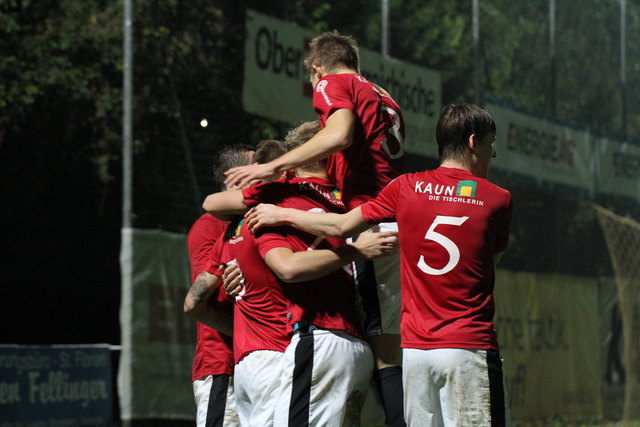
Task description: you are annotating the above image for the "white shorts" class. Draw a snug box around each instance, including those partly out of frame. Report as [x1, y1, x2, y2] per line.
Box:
[234, 350, 284, 427]
[352, 222, 401, 336]
[273, 328, 374, 426]
[402, 348, 510, 427]
[193, 374, 240, 427]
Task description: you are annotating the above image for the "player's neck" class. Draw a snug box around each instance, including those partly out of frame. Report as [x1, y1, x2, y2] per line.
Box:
[296, 169, 327, 179]
[440, 159, 472, 174]
[327, 67, 358, 75]
[440, 159, 488, 179]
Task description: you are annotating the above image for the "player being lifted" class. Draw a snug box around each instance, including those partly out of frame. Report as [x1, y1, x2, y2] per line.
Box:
[225, 30, 406, 426]
[245, 103, 514, 426]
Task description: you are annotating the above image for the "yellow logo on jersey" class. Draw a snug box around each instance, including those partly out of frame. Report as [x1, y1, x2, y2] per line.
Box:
[331, 189, 342, 200]
[456, 180, 477, 198]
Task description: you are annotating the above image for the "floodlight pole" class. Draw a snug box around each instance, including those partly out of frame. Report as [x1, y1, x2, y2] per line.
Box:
[381, 0, 389, 58]
[472, 0, 481, 106]
[123, 0, 133, 228]
[549, 0, 556, 115]
[620, 0, 627, 138]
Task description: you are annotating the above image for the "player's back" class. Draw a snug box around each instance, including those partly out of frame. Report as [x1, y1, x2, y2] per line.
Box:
[361, 167, 512, 350]
[245, 177, 362, 337]
[314, 73, 405, 209]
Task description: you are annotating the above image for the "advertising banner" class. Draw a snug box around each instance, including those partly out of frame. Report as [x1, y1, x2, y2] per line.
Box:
[495, 270, 602, 419]
[242, 10, 442, 158]
[118, 228, 195, 420]
[486, 103, 594, 192]
[594, 136, 640, 199]
[0, 344, 112, 426]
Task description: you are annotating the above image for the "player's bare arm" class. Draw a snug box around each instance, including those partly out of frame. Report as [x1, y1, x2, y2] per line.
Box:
[202, 189, 247, 219]
[245, 203, 369, 239]
[264, 230, 398, 283]
[224, 109, 355, 189]
[184, 271, 233, 335]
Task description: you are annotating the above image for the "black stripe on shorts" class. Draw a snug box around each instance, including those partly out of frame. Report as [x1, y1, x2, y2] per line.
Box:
[288, 330, 314, 426]
[206, 374, 229, 427]
[354, 258, 382, 335]
[487, 350, 506, 427]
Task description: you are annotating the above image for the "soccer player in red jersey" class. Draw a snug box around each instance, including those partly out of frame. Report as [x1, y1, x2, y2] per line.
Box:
[224, 31, 406, 425]
[186, 144, 253, 427]
[244, 104, 514, 426]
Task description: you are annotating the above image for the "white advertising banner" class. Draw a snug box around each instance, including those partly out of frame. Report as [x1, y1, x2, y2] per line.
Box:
[242, 10, 442, 158]
[595, 136, 640, 199]
[118, 227, 195, 420]
[487, 103, 594, 192]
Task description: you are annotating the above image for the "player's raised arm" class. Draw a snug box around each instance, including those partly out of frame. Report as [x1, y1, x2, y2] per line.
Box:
[263, 229, 398, 283]
[245, 203, 370, 240]
[224, 109, 355, 189]
[202, 189, 248, 219]
[183, 271, 233, 336]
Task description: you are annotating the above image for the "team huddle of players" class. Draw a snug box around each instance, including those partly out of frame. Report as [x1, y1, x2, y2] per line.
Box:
[184, 30, 513, 427]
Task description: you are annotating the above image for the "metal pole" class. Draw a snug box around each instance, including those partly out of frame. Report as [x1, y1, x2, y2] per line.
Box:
[549, 0, 556, 115]
[620, 0, 627, 137]
[381, 0, 389, 58]
[123, 0, 133, 228]
[472, 0, 481, 105]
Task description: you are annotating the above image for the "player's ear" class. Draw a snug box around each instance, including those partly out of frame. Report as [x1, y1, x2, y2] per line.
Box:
[468, 133, 478, 152]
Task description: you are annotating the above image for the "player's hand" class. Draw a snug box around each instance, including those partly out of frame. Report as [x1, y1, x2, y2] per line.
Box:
[244, 204, 287, 231]
[224, 163, 277, 190]
[221, 261, 244, 298]
[351, 230, 398, 260]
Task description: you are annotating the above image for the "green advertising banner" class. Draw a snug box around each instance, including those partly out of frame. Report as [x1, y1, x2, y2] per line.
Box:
[118, 228, 195, 421]
[242, 10, 442, 159]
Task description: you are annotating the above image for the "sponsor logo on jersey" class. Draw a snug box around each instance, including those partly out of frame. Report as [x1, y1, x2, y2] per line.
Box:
[415, 179, 484, 206]
[373, 83, 390, 96]
[456, 180, 477, 198]
[316, 80, 332, 106]
[234, 219, 245, 237]
[331, 189, 342, 200]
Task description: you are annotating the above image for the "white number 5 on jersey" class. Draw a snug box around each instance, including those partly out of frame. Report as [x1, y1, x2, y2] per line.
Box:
[417, 215, 469, 275]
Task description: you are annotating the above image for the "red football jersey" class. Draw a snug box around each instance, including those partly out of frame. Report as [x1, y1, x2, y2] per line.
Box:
[243, 177, 361, 337]
[186, 214, 234, 380]
[313, 73, 405, 209]
[207, 220, 291, 364]
[360, 167, 513, 351]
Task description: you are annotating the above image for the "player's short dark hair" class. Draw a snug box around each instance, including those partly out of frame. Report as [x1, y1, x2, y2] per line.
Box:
[436, 103, 496, 162]
[252, 139, 287, 165]
[213, 144, 255, 190]
[284, 121, 325, 170]
[304, 30, 359, 74]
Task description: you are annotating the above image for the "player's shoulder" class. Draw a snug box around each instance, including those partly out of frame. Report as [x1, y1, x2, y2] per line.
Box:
[187, 214, 227, 242]
[188, 213, 225, 234]
[249, 177, 288, 194]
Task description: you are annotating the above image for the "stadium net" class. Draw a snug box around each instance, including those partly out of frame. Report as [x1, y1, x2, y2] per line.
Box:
[593, 204, 640, 420]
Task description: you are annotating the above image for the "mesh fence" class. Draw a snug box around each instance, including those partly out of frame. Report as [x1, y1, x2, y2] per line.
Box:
[594, 204, 640, 420]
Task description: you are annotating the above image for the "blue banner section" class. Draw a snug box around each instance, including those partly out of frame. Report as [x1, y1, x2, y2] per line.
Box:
[0, 345, 112, 426]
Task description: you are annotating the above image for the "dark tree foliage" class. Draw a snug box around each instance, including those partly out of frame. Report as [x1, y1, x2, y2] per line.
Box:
[1, 0, 640, 348]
